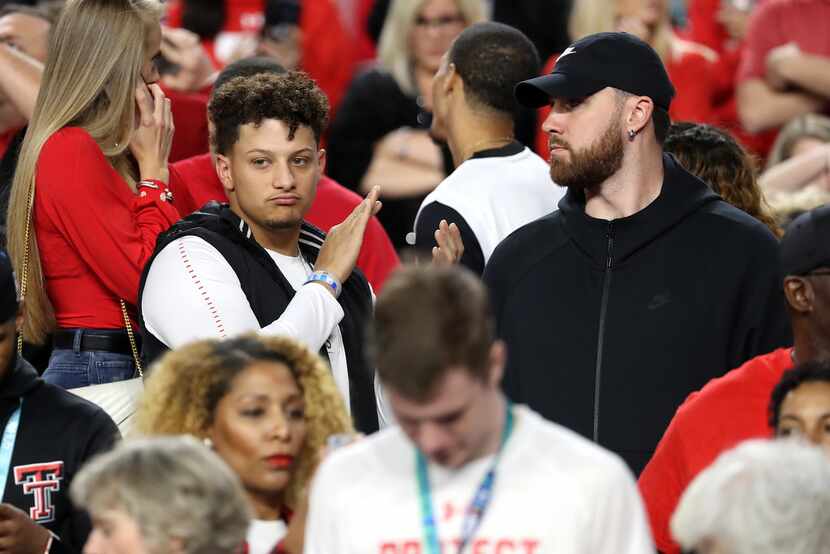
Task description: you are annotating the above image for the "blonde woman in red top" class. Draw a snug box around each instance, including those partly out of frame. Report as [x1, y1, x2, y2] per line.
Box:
[6, 0, 180, 387]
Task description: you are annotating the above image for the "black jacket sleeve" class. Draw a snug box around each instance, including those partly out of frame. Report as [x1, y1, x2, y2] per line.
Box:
[61, 411, 120, 554]
[415, 202, 485, 275]
[727, 229, 792, 369]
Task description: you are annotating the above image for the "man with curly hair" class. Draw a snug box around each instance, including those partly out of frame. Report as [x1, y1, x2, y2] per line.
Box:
[139, 71, 386, 434]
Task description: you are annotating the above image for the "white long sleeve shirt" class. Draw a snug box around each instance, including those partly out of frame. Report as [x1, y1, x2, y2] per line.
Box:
[142, 235, 389, 421]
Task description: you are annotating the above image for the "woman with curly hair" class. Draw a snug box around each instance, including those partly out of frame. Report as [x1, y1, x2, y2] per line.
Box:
[134, 333, 353, 554]
[664, 122, 784, 237]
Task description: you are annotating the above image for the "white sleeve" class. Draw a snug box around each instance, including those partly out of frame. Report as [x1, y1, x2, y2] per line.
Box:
[141, 236, 344, 352]
[303, 457, 344, 554]
[588, 457, 655, 554]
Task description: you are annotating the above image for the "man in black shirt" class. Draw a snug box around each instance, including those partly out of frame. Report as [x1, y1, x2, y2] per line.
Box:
[485, 32, 791, 474]
[0, 250, 118, 554]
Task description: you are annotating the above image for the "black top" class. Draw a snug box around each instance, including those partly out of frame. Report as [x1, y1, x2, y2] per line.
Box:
[326, 67, 453, 250]
[484, 154, 792, 475]
[415, 203, 484, 274]
[0, 356, 119, 554]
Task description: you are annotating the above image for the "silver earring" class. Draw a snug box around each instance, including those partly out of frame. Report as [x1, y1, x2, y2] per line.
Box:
[628, 129, 637, 140]
[203, 437, 213, 449]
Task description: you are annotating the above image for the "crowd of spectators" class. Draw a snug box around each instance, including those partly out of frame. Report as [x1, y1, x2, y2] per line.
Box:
[0, 0, 827, 553]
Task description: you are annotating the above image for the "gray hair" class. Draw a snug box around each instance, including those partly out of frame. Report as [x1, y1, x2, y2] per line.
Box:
[671, 439, 830, 554]
[71, 436, 251, 554]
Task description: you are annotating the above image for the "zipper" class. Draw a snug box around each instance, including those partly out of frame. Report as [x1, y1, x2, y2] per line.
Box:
[593, 221, 614, 443]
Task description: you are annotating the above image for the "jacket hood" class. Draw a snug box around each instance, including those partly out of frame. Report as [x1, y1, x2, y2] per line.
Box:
[0, 355, 42, 405]
[558, 153, 720, 267]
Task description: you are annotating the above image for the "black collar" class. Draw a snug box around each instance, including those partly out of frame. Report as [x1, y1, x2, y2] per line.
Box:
[470, 140, 524, 160]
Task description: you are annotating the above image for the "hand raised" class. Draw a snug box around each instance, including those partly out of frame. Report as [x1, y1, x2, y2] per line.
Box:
[159, 26, 215, 92]
[314, 186, 382, 284]
[431, 219, 464, 265]
[129, 83, 174, 184]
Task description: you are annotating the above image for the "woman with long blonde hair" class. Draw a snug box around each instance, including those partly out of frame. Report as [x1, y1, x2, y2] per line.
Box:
[7, 0, 179, 386]
[135, 333, 354, 554]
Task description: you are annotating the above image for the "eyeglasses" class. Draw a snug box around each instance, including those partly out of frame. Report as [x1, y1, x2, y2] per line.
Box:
[414, 14, 465, 30]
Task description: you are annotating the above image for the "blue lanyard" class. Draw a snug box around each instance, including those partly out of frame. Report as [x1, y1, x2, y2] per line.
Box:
[416, 401, 514, 554]
[0, 401, 22, 502]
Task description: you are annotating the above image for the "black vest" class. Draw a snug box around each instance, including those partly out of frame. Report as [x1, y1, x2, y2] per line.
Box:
[138, 202, 379, 433]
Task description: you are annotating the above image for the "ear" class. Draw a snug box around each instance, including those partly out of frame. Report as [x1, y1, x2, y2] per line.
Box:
[626, 96, 654, 137]
[317, 147, 327, 175]
[443, 62, 459, 97]
[784, 276, 813, 314]
[486, 340, 507, 388]
[215, 154, 235, 194]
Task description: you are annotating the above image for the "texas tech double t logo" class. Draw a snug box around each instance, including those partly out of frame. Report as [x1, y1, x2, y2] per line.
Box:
[13, 461, 64, 523]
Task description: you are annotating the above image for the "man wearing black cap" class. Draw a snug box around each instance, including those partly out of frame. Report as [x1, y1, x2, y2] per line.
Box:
[484, 32, 791, 475]
[639, 203, 830, 554]
[0, 250, 119, 554]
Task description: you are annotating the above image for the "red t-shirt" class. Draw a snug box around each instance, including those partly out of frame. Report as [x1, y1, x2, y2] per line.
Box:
[737, 0, 830, 84]
[638, 347, 793, 554]
[169, 153, 400, 290]
[35, 127, 181, 329]
[163, 87, 210, 162]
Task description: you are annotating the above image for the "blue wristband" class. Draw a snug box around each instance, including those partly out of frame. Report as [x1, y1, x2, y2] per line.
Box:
[305, 271, 341, 298]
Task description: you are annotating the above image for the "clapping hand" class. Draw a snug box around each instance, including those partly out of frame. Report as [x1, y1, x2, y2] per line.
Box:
[431, 219, 464, 265]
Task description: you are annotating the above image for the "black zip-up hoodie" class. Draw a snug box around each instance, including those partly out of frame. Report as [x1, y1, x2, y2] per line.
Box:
[484, 154, 791, 474]
[0, 356, 119, 553]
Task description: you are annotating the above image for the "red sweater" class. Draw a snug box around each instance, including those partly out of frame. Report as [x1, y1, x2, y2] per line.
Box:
[638, 347, 793, 554]
[164, 87, 210, 162]
[35, 127, 181, 329]
[169, 153, 400, 290]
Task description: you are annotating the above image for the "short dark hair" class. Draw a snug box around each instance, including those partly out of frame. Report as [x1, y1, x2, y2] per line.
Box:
[448, 22, 540, 116]
[208, 71, 329, 154]
[211, 56, 286, 99]
[768, 360, 830, 429]
[368, 266, 495, 401]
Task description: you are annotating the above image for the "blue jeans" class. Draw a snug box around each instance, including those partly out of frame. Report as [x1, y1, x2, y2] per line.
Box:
[42, 331, 137, 389]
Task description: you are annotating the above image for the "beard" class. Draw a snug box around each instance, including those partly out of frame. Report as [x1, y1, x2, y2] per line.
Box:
[549, 118, 624, 191]
[262, 214, 302, 231]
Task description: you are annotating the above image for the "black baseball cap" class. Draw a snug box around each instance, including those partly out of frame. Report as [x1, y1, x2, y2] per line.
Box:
[781, 204, 830, 276]
[514, 32, 675, 111]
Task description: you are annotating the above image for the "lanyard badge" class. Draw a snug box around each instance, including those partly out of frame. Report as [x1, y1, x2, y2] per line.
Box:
[415, 401, 514, 554]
